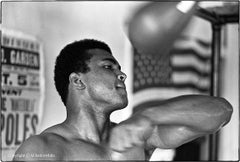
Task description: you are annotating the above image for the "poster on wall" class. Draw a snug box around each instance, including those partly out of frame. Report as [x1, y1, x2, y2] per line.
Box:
[1, 28, 45, 161]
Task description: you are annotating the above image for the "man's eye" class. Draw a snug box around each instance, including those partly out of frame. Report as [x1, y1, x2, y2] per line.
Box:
[103, 65, 112, 69]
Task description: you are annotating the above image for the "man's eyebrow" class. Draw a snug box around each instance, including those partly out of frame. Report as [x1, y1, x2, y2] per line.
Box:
[102, 58, 121, 70]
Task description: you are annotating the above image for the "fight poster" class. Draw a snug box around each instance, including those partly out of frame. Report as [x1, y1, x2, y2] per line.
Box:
[1, 28, 45, 161]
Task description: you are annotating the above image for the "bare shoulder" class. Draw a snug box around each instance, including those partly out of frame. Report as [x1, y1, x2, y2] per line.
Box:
[13, 133, 61, 161]
[13, 125, 68, 161]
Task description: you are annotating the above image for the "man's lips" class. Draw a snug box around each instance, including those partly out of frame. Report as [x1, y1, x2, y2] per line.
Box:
[116, 83, 127, 96]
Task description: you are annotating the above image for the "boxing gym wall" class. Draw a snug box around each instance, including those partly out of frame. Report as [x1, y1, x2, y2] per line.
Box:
[1, 1, 239, 161]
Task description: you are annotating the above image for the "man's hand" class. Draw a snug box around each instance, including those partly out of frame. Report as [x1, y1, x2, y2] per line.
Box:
[109, 114, 154, 152]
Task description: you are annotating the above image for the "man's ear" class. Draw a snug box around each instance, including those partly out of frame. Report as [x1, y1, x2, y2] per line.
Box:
[69, 72, 86, 90]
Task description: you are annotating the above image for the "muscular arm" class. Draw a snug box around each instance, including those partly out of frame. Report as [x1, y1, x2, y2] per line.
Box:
[142, 95, 232, 149]
[109, 95, 233, 153]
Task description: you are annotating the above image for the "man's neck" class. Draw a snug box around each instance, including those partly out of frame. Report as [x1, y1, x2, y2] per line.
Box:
[63, 106, 111, 144]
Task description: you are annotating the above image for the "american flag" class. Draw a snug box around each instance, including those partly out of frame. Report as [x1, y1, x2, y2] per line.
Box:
[132, 36, 212, 111]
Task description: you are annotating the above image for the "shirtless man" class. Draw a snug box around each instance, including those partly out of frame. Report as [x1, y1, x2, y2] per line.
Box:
[13, 39, 233, 161]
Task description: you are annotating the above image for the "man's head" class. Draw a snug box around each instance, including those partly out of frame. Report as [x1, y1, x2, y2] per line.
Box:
[55, 39, 128, 111]
[54, 39, 112, 105]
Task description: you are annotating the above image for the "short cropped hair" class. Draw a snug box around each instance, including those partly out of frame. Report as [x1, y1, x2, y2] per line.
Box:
[54, 39, 112, 105]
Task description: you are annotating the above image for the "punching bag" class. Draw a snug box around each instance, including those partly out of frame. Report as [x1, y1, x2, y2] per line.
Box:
[128, 1, 198, 56]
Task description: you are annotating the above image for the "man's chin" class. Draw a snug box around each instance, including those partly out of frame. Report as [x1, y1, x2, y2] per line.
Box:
[120, 101, 128, 109]
[113, 100, 128, 111]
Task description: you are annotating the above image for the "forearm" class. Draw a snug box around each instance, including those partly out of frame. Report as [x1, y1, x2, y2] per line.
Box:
[136, 95, 233, 133]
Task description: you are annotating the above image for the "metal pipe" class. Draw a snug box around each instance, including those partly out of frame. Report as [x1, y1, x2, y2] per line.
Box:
[195, 7, 219, 24]
[209, 24, 222, 161]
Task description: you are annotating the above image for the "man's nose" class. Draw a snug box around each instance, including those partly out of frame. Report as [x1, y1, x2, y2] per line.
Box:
[117, 73, 127, 82]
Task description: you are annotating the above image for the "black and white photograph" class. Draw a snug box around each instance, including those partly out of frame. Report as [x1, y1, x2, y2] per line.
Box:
[1, 1, 239, 161]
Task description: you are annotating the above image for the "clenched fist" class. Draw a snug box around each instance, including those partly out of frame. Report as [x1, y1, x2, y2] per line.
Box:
[109, 114, 154, 152]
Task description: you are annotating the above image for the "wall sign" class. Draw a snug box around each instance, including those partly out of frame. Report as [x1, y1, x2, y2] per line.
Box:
[1, 28, 45, 161]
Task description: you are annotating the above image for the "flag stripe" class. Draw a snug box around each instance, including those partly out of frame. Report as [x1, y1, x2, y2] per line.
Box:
[171, 55, 211, 73]
[172, 72, 210, 88]
[196, 38, 212, 49]
[171, 66, 211, 77]
[175, 36, 211, 52]
[170, 49, 211, 62]
[169, 83, 210, 92]
[133, 82, 210, 94]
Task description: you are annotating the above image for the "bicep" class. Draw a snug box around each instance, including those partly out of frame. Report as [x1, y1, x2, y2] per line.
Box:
[146, 125, 206, 149]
